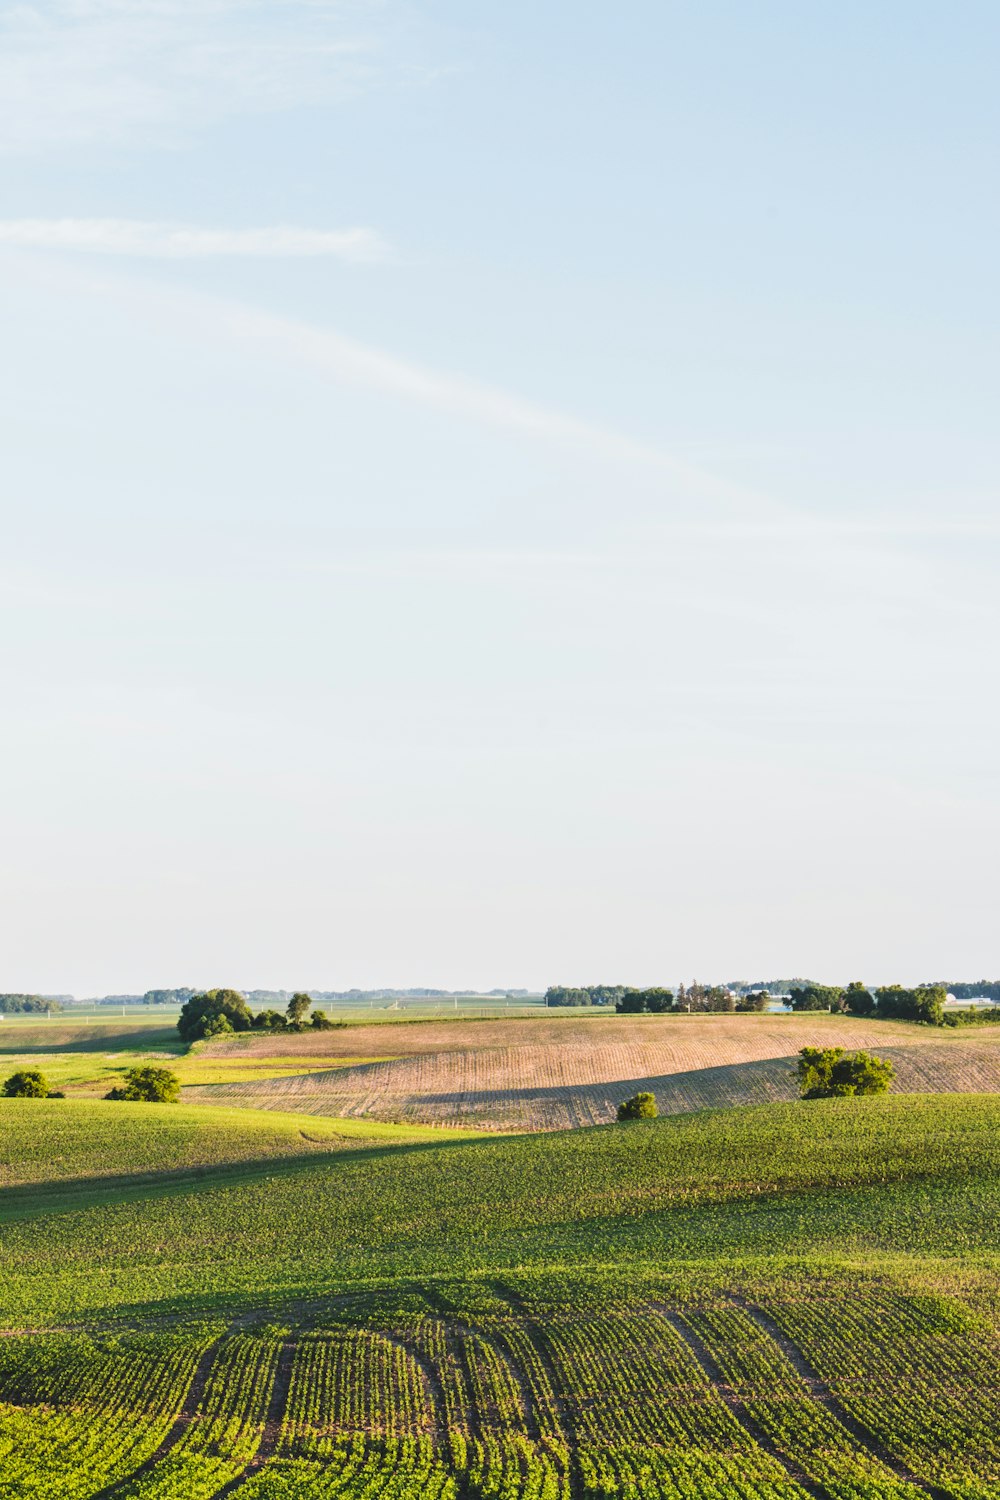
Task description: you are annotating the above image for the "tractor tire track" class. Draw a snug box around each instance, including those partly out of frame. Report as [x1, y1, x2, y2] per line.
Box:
[88, 1331, 226, 1499]
[740, 1303, 956, 1500]
[659, 1308, 828, 1500]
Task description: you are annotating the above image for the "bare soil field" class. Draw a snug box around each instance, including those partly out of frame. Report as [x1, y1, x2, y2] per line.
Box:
[185, 1013, 1000, 1130]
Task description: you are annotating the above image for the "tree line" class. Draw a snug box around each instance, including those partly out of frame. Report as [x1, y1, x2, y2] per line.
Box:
[546, 984, 768, 1014]
[0, 995, 58, 1014]
[177, 988, 339, 1042]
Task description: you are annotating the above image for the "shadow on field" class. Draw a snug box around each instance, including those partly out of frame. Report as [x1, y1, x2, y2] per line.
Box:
[0, 1134, 502, 1223]
[0, 1027, 181, 1055]
[192, 1042, 1000, 1131]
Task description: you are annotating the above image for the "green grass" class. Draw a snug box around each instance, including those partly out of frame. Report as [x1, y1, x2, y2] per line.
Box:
[0, 1099, 487, 1195]
[2, 1092, 999, 1495]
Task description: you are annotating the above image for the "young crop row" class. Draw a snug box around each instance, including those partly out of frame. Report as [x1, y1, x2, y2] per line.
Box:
[682, 1302, 922, 1499]
[281, 1326, 435, 1454]
[2, 1288, 999, 1499]
[237, 1436, 456, 1499]
[760, 1291, 1000, 1498]
[0, 1326, 220, 1499]
[110, 1326, 286, 1500]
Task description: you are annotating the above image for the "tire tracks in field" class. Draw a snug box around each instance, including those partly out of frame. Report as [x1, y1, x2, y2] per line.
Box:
[658, 1308, 828, 1500]
[490, 1282, 582, 1500]
[207, 1331, 298, 1498]
[88, 1330, 227, 1499]
[737, 1302, 956, 1500]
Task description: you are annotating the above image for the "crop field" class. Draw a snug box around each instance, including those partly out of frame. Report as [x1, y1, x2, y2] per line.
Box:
[1, 1270, 999, 1496]
[183, 1014, 1000, 1130]
[3, 1024, 1000, 1495]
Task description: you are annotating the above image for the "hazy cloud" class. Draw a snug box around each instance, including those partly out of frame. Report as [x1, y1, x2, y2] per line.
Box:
[0, 218, 390, 261]
[0, 0, 404, 151]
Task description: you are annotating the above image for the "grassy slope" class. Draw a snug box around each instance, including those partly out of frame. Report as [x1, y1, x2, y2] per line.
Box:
[2, 1092, 998, 1326]
[0, 1099, 486, 1193]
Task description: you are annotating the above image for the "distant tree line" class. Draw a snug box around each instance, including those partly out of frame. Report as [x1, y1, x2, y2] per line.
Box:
[939, 980, 1000, 1002]
[0, 995, 59, 1014]
[788, 983, 949, 1025]
[177, 989, 338, 1042]
[546, 983, 772, 1014]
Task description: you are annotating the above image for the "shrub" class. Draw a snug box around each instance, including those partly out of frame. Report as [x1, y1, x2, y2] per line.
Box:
[310, 1009, 336, 1030]
[2, 1069, 51, 1098]
[252, 1009, 287, 1031]
[617, 1092, 658, 1121]
[796, 1047, 894, 1099]
[177, 988, 252, 1042]
[105, 1066, 181, 1103]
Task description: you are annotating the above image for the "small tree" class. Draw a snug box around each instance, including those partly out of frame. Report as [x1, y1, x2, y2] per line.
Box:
[2, 1068, 50, 1098]
[796, 1046, 894, 1099]
[310, 1008, 335, 1030]
[177, 988, 251, 1043]
[106, 1066, 181, 1103]
[286, 992, 312, 1029]
[617, 1092, 658, 1121]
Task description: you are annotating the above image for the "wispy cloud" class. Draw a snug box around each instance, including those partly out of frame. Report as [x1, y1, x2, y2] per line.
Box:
[0, 1, 408, 152]
[0, 218, 390, 262]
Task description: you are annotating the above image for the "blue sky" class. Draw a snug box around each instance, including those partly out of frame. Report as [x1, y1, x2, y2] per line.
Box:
[2, 2, 998, 994]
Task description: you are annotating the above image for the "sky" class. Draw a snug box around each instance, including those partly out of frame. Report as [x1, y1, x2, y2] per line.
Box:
[2, 1, 999, 995]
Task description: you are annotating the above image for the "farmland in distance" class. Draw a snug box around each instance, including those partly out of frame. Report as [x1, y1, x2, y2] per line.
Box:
[183, 1012, 1000, 1130]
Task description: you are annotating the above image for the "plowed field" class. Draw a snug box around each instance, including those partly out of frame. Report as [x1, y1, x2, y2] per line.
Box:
[184, 1014, 1000, 1130]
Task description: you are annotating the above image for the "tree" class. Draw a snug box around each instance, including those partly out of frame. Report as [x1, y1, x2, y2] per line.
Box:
[310, 1009, 335, 1030]
[875, 985, 945, 1026]
[0, 995, 59, 1014]
[177, 988, 252, 1043]
[843, 981, 875, 1016]
[286, 992, 312, 1029]
[2, 1068, 50, 1098]
[105, 1066, 181, 1103]
[252, 1008, 287, 1031]
[201, 1013, 233, 1039]
[617, 1092, 658, 1120]
[789, 984, 844, 1012]
[642, 988, 675, 1014]
[737, 991, 769, 1012]
[796, 1047, 894, 1099]
[615, 990, 646, 1014]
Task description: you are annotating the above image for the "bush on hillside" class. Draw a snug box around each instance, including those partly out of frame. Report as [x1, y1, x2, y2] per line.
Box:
[177, 988, 252, 1042]
[2, 1069, 52, 1098]
[617, 1092, 658, 1120]
[105, 1066, 181, 1103]
[251, 1008, 287, 1031]
[796, 1047, 894, 1099]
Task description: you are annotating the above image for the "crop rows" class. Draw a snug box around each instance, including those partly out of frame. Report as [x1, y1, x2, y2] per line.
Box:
[0, 1289, 997, 1498]
[758, 1290, 1000, 1497]
[187, 1016, 1000, 1131]
[0, 1326, 219, 1498]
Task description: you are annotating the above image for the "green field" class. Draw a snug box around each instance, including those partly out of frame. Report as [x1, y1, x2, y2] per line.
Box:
[1, 1082, 999, 1497]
